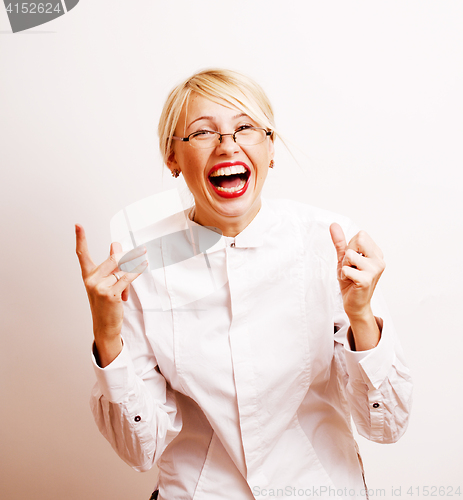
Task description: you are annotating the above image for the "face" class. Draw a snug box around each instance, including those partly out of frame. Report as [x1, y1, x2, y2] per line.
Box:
[168, 93, 274, 236]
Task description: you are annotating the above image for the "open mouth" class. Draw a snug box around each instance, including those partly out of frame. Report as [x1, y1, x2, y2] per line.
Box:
[208, 163, 251, 197]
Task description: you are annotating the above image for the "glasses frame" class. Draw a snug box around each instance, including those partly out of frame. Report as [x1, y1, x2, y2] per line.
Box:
[172, 127, 273, 149]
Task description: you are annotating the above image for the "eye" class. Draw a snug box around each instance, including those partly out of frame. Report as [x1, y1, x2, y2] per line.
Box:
[235, 124, 255, 132]
[190, 130, 216, 140]
[191, 130, 215, 136]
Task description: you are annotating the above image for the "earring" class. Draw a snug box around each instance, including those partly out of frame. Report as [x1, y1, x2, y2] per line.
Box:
[171, 169, 180, 178]
[269, 160, 274, 169]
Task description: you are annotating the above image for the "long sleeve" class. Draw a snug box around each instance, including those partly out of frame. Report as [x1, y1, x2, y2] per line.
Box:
[89, 283, 182, 472]
[87, 197, 413, 497]
[333, 288, 413, 444]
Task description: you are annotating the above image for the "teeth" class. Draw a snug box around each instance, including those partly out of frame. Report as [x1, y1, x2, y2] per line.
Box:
[215, 179, 246, 193]
[210, 165, 247, 177]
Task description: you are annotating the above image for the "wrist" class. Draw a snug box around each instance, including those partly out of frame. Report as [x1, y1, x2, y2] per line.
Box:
[346, 304, 374, 324]
[94, 335, 123, 368]
[93, 322, 122, 340]
[347, 307, 381, 352]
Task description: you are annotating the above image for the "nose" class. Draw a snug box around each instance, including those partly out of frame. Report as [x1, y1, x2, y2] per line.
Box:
[216, 133, 240, 155]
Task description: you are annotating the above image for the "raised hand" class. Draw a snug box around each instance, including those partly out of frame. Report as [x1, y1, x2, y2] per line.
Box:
[329, 223, 385, 350]
[75, 224, 148, 366]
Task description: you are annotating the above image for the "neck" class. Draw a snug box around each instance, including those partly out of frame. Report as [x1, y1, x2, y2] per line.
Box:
[191, 198, 262, 237]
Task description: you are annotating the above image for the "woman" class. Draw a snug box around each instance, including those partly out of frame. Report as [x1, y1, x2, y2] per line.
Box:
[76, 69, 412, 500]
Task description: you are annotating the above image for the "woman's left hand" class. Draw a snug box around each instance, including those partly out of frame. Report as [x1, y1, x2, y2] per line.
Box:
[329, 223, 385, 322]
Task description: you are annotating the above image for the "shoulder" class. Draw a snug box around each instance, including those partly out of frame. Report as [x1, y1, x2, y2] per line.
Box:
[264, 198, 357, 238]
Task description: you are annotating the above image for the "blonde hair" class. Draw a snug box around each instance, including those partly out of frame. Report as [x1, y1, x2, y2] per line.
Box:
[158, 68, 276, 166]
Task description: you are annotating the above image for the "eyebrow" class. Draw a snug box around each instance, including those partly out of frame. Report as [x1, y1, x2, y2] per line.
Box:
[187, 113, 249, 129]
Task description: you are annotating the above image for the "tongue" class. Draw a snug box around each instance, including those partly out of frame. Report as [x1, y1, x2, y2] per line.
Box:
[216, 174, 242, 189]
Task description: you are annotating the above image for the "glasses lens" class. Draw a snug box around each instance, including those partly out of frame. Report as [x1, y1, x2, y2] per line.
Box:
[190, 131, 219, 149]
[235, 128, 267, 146]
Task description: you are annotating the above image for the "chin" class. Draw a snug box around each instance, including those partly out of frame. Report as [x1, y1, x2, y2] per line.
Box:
[213, 193, 260, 217]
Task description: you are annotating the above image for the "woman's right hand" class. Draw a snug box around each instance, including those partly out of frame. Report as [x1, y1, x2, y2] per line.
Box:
[75, 223, 148, 367]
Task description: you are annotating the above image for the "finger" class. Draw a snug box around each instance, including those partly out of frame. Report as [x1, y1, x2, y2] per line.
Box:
[97, 245, 147, 279]
[347, 230, 383, 260]
[108, 242, 124, 277]
[101, 265, 142, 290]
[117, 246, 148, 273]
[330, 223, 347, 263]
[111, 241, 123, 256]
[341, 265, 364, 285]
[75, 224, 96, 277]
[112, 260, 149, 295]
[342, 249, 385, 286]
[342, 248, 367, 271]
[121, 286, 130, 302]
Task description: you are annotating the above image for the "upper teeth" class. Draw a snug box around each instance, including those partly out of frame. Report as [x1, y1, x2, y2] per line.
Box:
[209, 165, 247, 177]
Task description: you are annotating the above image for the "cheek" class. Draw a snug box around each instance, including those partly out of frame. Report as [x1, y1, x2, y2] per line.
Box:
[257, 146, 272, 171]
[182, 154, 209, 186]
[258, 168, 269, 183]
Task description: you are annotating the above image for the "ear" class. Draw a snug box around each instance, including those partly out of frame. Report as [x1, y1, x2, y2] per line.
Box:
[268, 136, 275, 159]
[167, 150, 178, 169]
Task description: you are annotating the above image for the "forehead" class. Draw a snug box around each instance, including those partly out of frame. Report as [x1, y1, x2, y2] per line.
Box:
[179, 93, 250, 128]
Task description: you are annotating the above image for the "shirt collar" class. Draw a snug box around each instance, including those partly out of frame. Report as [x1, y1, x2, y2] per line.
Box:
[185, 198, 273, 252]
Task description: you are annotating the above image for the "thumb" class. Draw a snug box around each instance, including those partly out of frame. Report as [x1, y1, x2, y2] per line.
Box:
[329, 223, 347, 263]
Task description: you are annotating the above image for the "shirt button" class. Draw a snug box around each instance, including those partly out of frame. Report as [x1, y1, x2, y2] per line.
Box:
[134, 415, 141, 422]
[372, 402, 380, 409]
[230, 242, 235, 248]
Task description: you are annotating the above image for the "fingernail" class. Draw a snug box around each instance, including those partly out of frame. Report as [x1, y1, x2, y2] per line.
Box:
[140, 260, 149, 273]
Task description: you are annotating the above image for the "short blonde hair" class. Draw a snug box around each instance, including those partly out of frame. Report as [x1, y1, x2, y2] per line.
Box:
[158, 68, 276, 166]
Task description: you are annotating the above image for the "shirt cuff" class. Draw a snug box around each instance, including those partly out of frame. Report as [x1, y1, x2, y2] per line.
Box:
[91, 339, 137, 404]
[343, 318, 395, 390]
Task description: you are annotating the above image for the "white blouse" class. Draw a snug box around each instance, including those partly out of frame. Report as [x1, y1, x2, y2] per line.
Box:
[91, 198, 412, 500]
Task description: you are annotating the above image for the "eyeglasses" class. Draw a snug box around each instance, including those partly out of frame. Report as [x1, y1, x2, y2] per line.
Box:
[172, 127, 273, 149]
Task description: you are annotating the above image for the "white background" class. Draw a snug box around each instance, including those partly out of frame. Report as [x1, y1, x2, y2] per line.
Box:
[1, 2, 462, 499]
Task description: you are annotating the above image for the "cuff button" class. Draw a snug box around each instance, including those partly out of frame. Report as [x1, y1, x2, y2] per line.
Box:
[134, 415, 141, 422]
[372, 402, 380, 409]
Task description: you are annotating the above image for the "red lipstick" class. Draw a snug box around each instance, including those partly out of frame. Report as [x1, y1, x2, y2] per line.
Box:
[207, 161, 251, 199]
